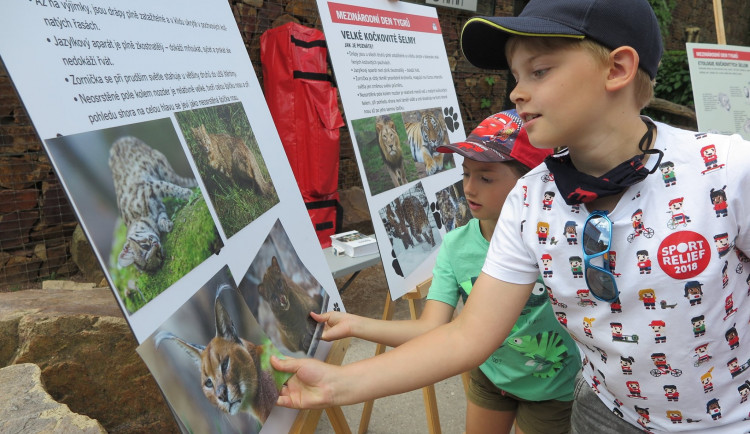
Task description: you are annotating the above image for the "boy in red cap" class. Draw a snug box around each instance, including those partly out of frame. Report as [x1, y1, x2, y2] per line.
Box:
[309, 110, 579, 433]
[274, 0, 750, 432]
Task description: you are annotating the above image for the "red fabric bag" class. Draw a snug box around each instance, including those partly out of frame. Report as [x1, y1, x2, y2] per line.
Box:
[261, 23, 345, 247]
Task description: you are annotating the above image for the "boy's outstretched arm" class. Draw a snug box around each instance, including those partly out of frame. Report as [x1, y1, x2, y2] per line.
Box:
[311, 300, 455, 347]
[272, 273, 532, 409]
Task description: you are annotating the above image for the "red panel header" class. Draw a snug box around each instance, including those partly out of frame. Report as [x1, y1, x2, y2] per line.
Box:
[327, 2, 441, 34]
[692, 48, 750, 62]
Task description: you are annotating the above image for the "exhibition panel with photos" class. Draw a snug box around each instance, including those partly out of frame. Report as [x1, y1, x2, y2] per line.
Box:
[0, 1, 344, 432]
[317, 0, 468, 299]
[686, 42, 750, 140]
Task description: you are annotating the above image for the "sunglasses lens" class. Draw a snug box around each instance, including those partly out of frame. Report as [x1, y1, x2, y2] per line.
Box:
[586, 267, 618, 301]
[584, 215, 611, 255]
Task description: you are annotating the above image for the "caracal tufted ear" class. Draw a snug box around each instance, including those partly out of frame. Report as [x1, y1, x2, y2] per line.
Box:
[214, 284, 242, 344]
[154, 331, 205, 368]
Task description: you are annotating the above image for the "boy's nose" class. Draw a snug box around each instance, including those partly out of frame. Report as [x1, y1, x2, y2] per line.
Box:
[509, 84, 527, 105]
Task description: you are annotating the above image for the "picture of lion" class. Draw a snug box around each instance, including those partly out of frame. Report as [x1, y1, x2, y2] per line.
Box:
[376, 115, 407, 188]
[351, 113, 419, 196]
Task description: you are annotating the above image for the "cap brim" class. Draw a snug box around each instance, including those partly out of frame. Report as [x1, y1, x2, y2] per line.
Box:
[437, 142, 513, 163]
[461, 16, 584, 70]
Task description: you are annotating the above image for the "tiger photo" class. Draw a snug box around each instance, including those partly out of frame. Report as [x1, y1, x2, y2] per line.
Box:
[435, 181, 471, 232]
[376, 114, 407, 188]
[378, 183, 441, 278]
[404, 108, 455, 177]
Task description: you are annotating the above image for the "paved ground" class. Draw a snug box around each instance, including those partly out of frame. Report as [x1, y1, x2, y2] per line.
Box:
[314, 262, 467, 434]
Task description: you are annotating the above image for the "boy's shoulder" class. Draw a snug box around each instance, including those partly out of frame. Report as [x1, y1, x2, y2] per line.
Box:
[656, 121, 746, 149]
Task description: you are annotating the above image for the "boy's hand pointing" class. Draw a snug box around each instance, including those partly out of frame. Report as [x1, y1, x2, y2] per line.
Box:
[271, 355, 339, 409]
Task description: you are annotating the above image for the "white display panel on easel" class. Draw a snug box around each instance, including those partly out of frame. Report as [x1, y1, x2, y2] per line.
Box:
[0, 1, 343, 432]
[317, 0, 467, 299]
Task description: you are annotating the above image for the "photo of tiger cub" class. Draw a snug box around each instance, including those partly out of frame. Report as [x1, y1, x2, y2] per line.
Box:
[435, 180, 472, 232]
[375, 114, 407, 188]
[109, 136, 198, 273]
[379, 182, 441, 278]
[404, 108, 454, 177]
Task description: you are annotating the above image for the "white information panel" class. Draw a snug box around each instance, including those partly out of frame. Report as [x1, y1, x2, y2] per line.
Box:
[687, 42, 750, 139]
[0, 1, 344, 432]
[317, 0, 467, 299]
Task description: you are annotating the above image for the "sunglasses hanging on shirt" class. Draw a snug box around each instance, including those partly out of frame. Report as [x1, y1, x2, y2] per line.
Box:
[582, 210, 619, 302]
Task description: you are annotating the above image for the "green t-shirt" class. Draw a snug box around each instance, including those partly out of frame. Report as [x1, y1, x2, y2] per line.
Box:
[427, 218, 580, 401]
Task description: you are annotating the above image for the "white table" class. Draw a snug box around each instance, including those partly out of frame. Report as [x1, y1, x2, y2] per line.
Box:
[322, 236, 381, 291]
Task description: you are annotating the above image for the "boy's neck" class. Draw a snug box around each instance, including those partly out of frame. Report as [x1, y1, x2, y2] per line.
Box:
[568, 116, 654, 178]
[479, 218, 496, 241]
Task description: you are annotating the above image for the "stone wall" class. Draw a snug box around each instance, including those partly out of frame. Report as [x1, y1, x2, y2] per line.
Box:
[1, 0, 748, 287]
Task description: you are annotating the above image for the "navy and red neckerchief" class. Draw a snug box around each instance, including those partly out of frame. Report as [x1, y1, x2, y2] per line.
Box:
[544, 120, 663, 205]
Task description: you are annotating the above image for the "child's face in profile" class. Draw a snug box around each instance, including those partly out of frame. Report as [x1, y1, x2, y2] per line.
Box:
[461, 158, 520, 223]
[506, 37, 608, 152]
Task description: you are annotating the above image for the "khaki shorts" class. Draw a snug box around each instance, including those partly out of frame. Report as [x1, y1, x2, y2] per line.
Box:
[468, 367, 573, 434]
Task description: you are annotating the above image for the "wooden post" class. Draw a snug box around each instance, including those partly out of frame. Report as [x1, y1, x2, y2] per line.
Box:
[713, 0, 726, 44]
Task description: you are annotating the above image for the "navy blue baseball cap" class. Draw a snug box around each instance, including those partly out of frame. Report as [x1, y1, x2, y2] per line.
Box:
[460, 0, 663, 79]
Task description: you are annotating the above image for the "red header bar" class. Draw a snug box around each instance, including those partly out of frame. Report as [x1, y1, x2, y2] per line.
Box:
[692, 48, 750, 62]
[327, 2, 441, 34]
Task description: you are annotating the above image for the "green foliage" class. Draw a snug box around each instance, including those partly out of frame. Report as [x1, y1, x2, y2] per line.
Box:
[481, 76, 496, 109]
[647, 0, 676, 40]
[654, 50, 695, 108]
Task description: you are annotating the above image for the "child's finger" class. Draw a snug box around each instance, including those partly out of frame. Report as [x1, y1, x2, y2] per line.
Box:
[276, 392, 296, 408]
[271, 355, 298, 373]
[310, 311, 329, 323]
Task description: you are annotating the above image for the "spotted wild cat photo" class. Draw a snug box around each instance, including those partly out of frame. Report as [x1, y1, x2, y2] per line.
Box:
[43, 119, 223, 315]
[176, 102, 279, 239]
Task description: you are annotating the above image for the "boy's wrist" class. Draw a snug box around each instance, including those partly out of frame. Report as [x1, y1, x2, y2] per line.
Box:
[347, 313, 363, 338]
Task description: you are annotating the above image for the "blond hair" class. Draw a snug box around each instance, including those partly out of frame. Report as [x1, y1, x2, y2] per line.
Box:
[506, 36, 655, 109]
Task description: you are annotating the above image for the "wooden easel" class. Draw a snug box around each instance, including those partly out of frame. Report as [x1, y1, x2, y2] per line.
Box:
[358, 278, 442, 434]
[290, 337, 354, 434]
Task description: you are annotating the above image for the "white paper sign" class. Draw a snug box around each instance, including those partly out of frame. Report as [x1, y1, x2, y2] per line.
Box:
[686, 42, 750, 139]
[1, 1, 344, 431]
[318, 0, 466, 299]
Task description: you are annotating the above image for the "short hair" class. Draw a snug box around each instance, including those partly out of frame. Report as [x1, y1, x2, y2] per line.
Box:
[506, 36, 655, 110]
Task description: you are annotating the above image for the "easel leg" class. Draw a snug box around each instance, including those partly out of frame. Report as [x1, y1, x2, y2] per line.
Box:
[291, 339, 353, 434]
[326, 406, 353, 434]
[408, 298, 442, 434]
[358, 290, 395, 434]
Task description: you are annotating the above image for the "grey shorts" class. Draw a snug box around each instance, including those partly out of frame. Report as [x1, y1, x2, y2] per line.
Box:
[570, 372, 643, 434]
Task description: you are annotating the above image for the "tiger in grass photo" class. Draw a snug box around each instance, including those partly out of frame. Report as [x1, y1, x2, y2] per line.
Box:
[405, 108, 452, 176]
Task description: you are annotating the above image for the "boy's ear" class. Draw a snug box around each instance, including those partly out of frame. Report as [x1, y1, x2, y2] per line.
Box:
[605, 46, 639, 92]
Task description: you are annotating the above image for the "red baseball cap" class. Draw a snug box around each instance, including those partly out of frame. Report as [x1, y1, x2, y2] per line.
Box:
[437, 109, 551, 170]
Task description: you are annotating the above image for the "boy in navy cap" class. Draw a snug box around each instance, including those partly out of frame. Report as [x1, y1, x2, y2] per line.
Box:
[310, 110, 579, 433]
[274, 1, 750, 432]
